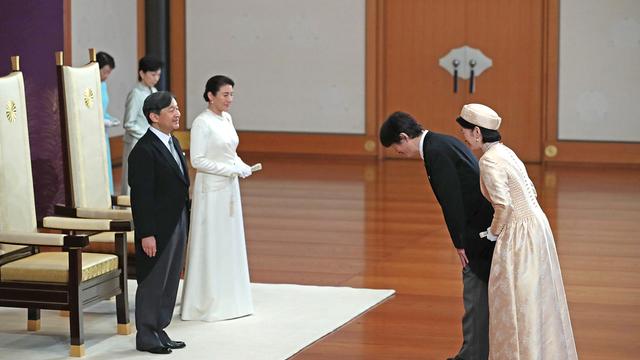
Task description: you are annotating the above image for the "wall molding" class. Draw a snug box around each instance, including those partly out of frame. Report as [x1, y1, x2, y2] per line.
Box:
[543, 0, 640, 165]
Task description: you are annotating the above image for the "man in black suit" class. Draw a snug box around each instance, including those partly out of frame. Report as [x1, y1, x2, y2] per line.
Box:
[129, 91, 190, 354]
[380, 111, 494, 360]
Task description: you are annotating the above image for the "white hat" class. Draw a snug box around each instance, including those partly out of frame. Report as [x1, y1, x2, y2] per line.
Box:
[459, 104, 502, 130]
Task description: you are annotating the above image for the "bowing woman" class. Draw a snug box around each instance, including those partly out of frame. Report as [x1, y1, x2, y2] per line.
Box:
[456, 103, 578, 360]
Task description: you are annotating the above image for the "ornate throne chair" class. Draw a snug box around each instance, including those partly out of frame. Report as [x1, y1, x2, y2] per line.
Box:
[53, 49, 138, 276]
[0, 56, 132, 357]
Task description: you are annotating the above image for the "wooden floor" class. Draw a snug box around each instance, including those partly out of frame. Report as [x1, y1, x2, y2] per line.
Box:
[115, 155, 640, 359]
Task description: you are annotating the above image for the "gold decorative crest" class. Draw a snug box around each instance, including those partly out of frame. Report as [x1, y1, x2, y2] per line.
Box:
[544, 145, 558, 158]
[83, 88, 94, 108]
[6, 100, 17, 123]
[364, 140, 376, 152]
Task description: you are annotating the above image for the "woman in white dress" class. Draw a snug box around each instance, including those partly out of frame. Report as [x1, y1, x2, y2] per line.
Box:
[456, 104, 578, 359]
[120, 56, 162, 195]
[181, 75, 254, 321]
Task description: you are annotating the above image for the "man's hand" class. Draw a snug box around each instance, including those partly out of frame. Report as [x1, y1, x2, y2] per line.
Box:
[456, 248, 469, 268]
[141, 236, 157, 257]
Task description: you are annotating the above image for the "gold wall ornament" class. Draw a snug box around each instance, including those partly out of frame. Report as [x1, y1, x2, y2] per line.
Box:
[544, 144, 558, 158]
[364, 139, 376, 152]
[6, 100, 17, 123]
[83, 88, 94, 108]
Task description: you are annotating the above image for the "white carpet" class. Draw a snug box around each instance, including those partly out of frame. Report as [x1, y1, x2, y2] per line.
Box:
[0, 280, 394, 359]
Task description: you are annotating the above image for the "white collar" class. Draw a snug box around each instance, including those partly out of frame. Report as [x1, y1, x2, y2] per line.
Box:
[482, 141, 501, 153]
[136, 82, 156, 93]
[208, 108, 228, 120]
[419, 130, 429, 160]
[149, 126, 172, 150]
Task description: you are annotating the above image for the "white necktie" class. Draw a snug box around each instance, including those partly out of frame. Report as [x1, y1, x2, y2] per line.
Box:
[168, 138, 184, 174]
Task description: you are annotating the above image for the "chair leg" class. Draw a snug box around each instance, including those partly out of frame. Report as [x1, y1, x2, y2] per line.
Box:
[116, 273, 131, 335]
[69, 306, 85, 357]
[27, 308, 40, 331]
[68, 247, 85, 357]
[69, 344, 85, 358]
[115, 232, 131, 335]
[115, 233, 131, 335]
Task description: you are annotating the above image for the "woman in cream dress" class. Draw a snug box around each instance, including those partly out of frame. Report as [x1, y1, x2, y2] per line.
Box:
[181, 75, 254, 321]
[456, 104, 578, 359]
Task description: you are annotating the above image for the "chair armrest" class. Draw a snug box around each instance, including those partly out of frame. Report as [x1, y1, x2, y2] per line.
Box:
[112, 195, 131, 207]
[77, 207, 131, 220]
[0, 231, 65, 247]
[42, 216, 132, 232]
[54, 204, 132, 220]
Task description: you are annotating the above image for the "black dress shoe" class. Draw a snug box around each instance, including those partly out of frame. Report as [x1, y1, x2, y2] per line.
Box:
[164, 340, 186, 349]
[137, 346, 172, 354]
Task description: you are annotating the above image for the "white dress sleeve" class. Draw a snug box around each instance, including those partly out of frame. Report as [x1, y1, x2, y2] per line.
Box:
[189, 116, 238, 177]
[480, 155, 512, 237]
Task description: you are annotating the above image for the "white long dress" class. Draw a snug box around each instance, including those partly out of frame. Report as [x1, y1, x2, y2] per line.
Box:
[480, 143, 577, 359]
[180, 109, 253, 321]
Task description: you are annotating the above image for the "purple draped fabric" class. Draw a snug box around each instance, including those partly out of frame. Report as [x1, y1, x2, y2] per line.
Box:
[0, 0, 67, 219]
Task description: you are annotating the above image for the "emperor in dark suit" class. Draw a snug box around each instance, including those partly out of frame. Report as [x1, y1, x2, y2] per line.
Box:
[128, 91, 190, 354]
[380, 111, 494, 360]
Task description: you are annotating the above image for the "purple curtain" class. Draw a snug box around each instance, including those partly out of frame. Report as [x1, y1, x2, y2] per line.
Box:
[0, 0, 67, 219]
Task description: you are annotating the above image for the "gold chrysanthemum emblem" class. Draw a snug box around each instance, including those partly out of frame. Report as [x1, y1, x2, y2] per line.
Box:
[6, 100, 17, 123]
[83, 88, 94, 108]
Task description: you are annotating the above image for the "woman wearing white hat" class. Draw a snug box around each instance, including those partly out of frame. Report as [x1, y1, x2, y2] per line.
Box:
[456, 104, 578, 359]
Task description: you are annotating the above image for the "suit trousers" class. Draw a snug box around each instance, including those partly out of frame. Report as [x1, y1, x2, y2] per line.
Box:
[457, 265, 490, 360]
[135, 209, 187, 349]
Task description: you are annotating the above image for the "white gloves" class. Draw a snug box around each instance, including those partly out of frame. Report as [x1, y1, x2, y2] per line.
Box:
[234, 162, 252, 178]
[479, 227, 498, 242]
[105, 117, 121, 128]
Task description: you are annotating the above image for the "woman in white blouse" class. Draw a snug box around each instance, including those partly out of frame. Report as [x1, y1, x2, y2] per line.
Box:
[120, 56, 162, 195]
[181, 75, 254, 321]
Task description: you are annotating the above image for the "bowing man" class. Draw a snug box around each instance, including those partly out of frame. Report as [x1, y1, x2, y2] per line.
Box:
[379, 111, 495, 360]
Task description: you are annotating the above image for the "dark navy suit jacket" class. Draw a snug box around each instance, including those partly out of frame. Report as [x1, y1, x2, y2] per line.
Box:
[423, 131, 495, 281]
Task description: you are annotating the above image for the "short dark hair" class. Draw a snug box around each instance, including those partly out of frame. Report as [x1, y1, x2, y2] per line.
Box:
[379, 111, 424, 147]
[456, 116, 502, 143]
[138, 55, 163, 81]
[203, 75, 235, 102]
[96, 51, 115, 69]
[143, 91, 175, 125]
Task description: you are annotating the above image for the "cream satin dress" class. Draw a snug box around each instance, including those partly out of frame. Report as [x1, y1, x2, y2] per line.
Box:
[480, 143, 577, 359]
[180, 109, 253, 321]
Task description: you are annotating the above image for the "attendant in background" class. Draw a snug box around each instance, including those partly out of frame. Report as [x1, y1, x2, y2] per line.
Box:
[97, 51, 119, 195]
[181, 75, 254, 321]
[121, 55, 162, 195]
[456, 104, 578, 360]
